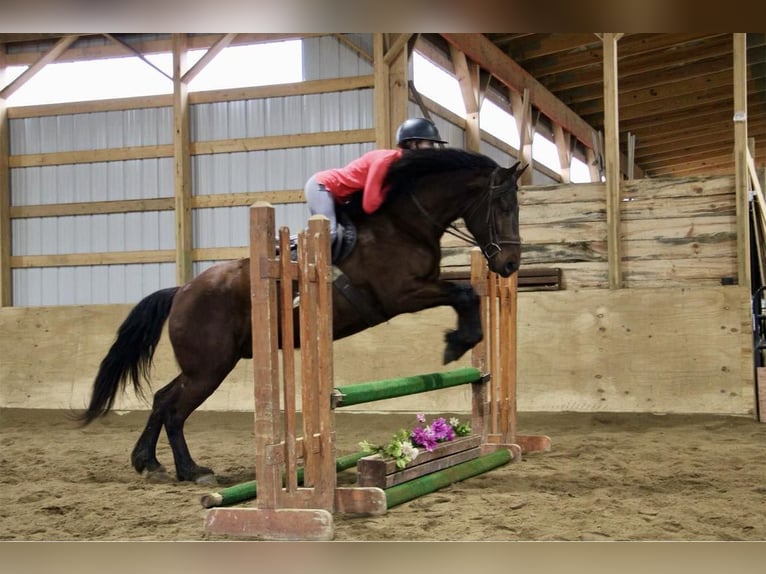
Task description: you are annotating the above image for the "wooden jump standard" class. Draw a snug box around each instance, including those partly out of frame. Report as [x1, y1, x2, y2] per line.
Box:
[203, 202, 550, 540]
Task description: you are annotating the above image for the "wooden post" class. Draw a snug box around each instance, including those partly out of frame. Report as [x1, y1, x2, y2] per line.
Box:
[0, 48, 11, 307]
[173, 33, 193, 285]
[387, 34, 409, 139]
[733, 33, 751, 287]
[249, 203, 282, 510]
[602, 33, 624, 289]
[470, 248, 550, 457]
[373, 34, 391, 149]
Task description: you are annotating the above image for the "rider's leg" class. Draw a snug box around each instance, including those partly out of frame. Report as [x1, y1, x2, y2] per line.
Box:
[304, 175, 338, 243]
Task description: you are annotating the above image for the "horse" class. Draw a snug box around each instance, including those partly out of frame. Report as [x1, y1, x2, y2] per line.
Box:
[76, 147, 526, 484]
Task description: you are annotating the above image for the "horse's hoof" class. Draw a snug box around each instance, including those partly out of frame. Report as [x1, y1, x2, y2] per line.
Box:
[144, 468, 173, 483]
[195, 474, 218, 487]
[443, 346, 463, 364]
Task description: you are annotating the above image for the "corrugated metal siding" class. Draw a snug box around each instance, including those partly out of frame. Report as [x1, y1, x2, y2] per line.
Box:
[10, 108, 173, 154]
[191, 37, 374, 261]
[10, 106, 174, 306]
[303, 35, 373, 80]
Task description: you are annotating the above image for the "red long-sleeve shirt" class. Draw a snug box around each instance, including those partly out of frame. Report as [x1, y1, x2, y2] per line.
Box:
[314, 149, 403, 214]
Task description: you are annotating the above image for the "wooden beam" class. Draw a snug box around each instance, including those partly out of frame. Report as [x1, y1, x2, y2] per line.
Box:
[388, 36, 409, 143]
[553, 124, 572, 183]
[373, 34, 390, 148]
[332, 34, 373, 63]
[4, 33, 322, 67]
[441, 33, 641, 178]
[450, 45, 481, 151]
[0, 35, 79, 99]
[542, 35, 736, 92]
[8, 74, 375, 119]
[441, 33, 598, 150]
[173, 34, 193, 285]
[383, 34, 413, 66]
[181, 33, 237, 84]
[103, 33, 173, 81]
[0, 50, 10, 306]
[586, 148, 600, 182]
[450, 46, 479, 114]
[635, 119, 766, 149]
[733, 33, 750, 287]
[511, 89, 534, 185]
[603, 33, 623, 289]
[627, 132, 636, 180]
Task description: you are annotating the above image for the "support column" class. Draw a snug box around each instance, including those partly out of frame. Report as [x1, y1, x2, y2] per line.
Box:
[374, 34, 409, 148]
[173, 34, 193, 285]
[602, 33, 623, 290]
[733, 33, 750, 287]
[387, 34, 409, 142]
[0, 49, 10, 306]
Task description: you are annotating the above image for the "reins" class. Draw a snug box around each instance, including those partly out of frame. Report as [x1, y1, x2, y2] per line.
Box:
[408, 167, 521, 260]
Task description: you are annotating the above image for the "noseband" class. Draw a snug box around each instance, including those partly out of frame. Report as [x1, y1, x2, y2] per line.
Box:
[409, 167, 521, 261]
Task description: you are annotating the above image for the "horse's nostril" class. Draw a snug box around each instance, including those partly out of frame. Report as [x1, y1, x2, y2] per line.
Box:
[505, 261, 518, 276]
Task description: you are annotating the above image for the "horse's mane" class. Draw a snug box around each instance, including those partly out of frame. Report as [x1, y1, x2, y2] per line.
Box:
[383, 148, 499, 204]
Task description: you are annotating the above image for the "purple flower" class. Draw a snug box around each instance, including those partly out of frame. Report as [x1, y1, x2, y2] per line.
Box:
[411, 426, 438, 451]
[430, 417, 455, 442]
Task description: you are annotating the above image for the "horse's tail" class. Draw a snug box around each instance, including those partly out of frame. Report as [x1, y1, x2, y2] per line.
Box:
[76, 286, 180, 426]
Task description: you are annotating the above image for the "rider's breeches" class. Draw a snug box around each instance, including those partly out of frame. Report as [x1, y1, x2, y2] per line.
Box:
[304, 175, 338, 241]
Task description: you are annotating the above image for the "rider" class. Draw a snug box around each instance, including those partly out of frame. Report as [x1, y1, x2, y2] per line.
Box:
[304, 117, 447, 259]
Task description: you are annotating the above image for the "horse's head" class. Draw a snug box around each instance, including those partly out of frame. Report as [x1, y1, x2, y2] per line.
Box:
[462, 160, 526, 277]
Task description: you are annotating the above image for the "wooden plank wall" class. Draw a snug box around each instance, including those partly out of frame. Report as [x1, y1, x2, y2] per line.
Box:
[442, 174, 737, 290]
[0, 284, 753, 415]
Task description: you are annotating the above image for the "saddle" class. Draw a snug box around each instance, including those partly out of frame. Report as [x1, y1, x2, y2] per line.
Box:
[283, 210, 384, 326]
[280, 210, 357, 264]
[331, 210, 357, 264]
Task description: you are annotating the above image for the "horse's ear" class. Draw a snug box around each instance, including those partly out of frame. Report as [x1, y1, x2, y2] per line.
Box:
[512, 162, 529, 179]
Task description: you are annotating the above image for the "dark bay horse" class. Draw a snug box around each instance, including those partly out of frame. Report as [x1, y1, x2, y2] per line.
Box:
[77, 148, 526, 483]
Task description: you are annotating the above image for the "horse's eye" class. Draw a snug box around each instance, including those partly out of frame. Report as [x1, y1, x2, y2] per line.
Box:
[497, 193, 515, 214]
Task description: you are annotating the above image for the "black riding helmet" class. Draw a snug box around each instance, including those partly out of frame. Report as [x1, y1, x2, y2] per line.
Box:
[396, 117, 448, 146]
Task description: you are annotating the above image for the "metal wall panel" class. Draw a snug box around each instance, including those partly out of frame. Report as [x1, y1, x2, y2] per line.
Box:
[303, 35, 373, 80]
[10, 102, 175, 305]
[13, 263, 176, 306]
[9, 108, 173, 154]
[191, 90, 374, 141]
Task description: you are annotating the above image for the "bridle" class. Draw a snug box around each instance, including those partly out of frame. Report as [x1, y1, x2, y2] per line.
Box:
[409, 167, 521, 261]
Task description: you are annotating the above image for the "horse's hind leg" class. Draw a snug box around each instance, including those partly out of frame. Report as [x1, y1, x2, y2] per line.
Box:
[162, 371, 230, 484]
[131, 377, 182, 482]
[132, 372, 223, 484]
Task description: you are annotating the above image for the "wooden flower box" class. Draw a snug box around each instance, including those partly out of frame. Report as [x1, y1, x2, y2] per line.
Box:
[356, 435, 482, 489]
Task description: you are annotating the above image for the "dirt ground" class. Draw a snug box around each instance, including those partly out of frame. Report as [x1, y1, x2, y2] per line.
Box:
[2, 408, 766, 541]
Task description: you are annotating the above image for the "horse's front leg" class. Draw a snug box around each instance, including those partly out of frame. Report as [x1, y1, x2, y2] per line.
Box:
[382, 280, 482, 364]
[442, 281, 482, 364]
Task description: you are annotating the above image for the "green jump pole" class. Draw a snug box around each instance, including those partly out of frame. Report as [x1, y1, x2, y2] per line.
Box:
[333, 367, 483, 408]
[200, 451, 367, 508]
[384, 448, 512, 509]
